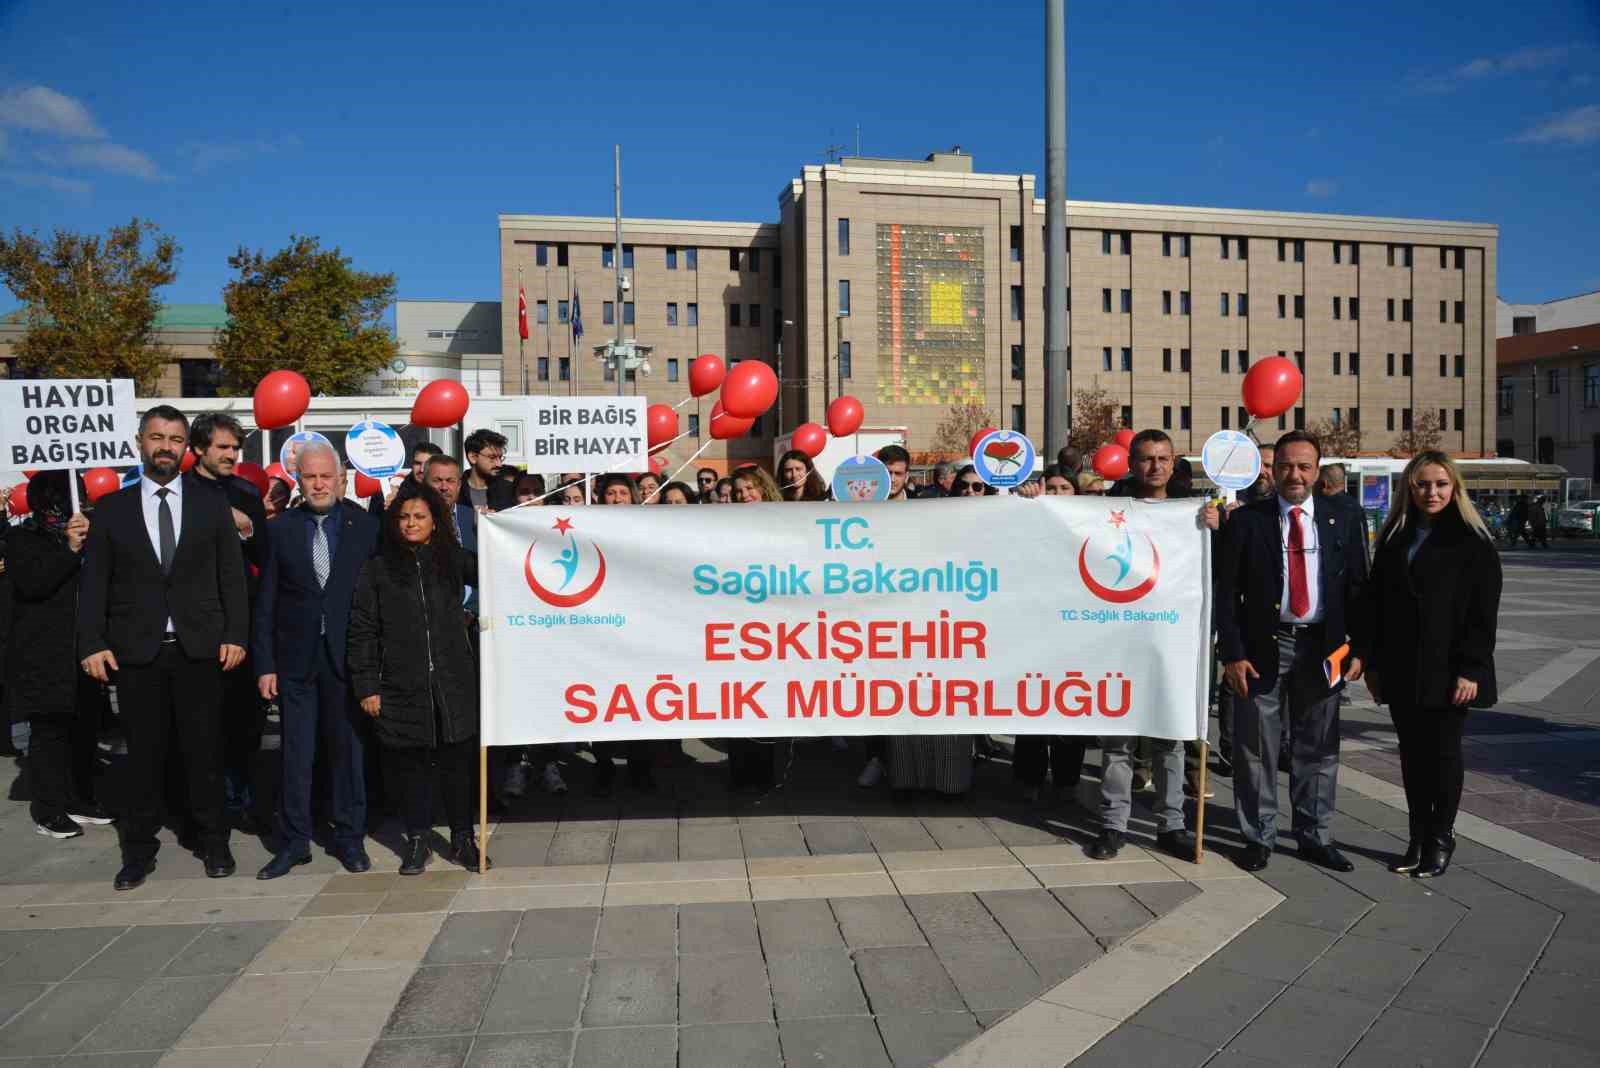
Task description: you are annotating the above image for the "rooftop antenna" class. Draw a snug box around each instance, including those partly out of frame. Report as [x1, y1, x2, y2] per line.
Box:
[823, 129, 848, 163]
[855, 124, 861, 156]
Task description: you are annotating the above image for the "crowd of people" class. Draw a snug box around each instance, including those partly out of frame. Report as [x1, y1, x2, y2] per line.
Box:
[0, 408, 1501, 888]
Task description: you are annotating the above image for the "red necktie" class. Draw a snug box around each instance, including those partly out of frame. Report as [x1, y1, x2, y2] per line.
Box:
[1287, 506, 1310, 618]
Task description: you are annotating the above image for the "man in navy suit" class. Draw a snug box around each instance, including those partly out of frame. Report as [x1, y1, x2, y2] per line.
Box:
[254, 443, 380, 877]
[425, 454, 478, 609]
[1215, 431, 1369, 873]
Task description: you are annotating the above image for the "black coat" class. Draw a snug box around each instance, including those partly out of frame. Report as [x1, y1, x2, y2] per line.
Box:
[347, 542, 478, 749]
[1215, 495, 1370, 700]
[1366, 509, 1501, 709]
[4, 525, 82, 723]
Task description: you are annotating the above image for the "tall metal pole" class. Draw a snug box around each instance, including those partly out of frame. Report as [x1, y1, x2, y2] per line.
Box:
[1043, 0, 1069, 457]
[1530, 361, 1539, 463]
[614, 144, 625, 397]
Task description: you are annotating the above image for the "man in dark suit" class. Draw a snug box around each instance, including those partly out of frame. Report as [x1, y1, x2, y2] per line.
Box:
[1216, 430, 1369, 873]
[79, 405, 249, 890]
[255, 443, 380, 877]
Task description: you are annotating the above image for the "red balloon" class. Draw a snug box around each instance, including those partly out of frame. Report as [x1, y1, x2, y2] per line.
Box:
[1092, 444, 1130, 481]
[689, 354, 726, 398]
[354, 472, 383, 498]
[253, 370, 311, 430]
[1241, 356, 1304, 420]
[7, 483, 30, 515]
[710, 401, 755, 441]
[83, 467, 121, 504]
[967, 426, 999, 458]
[411, 380, 471, 428]
[792, 422, 827, 459]
[721, 360, 778, 419]
[22, 469, 38, 479]
[826, 395, 864, 438]
[235, 462, 270, 497]
[264, 462, 290, 484]
[180, 450, 198, 472]
[646, 403, 679, 452]
[1114, 428, 1136, 449]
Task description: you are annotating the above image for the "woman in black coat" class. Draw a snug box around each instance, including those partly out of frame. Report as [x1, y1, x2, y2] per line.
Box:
[1364, 451, 1501, 879]
[348, 485, 487, 874]
[6, 472, 112, 838]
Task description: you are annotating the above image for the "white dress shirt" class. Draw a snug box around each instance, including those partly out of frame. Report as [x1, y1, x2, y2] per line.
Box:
[1278, 493, 1322, 624]
[140, 475, 182, 633]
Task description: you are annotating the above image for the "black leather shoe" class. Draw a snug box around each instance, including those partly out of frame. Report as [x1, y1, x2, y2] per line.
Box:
[1156, 829, 1197, 860]
[1237, 843, 1271, 872]
[1414, 833, 1455, 879]
[398, 835, 430, 876]
[1299, 840, 1355, 873]
[257, 849, 311, 880]
[115, 860, 154, 890]
[451, 832, 492, 872]
[337, 846, 372, 874]
[1388, 841, 1424, 874]
[1085, 830, 1125, 861]
[203, 844, 237, 878]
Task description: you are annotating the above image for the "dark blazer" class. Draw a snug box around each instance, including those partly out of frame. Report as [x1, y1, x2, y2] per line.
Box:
[1215, 494, 1370, 699]
[252, 499, 379, 682]
[77, 474, 249, 666]
[1317, 490, 1369, 562]
[1366, 509, 1501, 709]
[190, 471, 269, 581]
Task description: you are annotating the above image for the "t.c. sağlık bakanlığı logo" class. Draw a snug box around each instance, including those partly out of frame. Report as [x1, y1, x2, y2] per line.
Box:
[1077, 509, 1160, 604]
[524, 516, 608, 607]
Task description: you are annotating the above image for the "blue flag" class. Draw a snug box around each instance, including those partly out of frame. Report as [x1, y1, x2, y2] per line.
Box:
[571, 289, 584, 342]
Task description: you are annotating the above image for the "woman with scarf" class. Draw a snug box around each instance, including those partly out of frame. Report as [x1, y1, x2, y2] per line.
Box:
[348, 485, 487, 874]
[6, 472, 113, 838]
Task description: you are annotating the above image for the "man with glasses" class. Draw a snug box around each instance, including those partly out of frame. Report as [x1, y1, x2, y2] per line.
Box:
[696, 467, 718, 503]
[463, 429, 516, 512]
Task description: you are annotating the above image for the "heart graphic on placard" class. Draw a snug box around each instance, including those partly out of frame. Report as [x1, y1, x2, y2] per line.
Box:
[847, 480, 875, 501]
[984, 440, 1022, 470]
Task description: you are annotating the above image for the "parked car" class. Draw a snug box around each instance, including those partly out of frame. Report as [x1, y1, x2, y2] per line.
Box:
[1555, 500, 1600, 537]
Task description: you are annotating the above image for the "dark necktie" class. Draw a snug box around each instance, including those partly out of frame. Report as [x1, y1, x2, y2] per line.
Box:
[156, 487, 176, 575]
[1287, 506, 1310, 617]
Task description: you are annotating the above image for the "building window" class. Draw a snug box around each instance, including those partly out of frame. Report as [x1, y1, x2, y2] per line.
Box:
[1349, 297, 1359, 320]
[557, 244, 569, 267]
[1333, 352, 1342, 375]
[1387, 298, 1395, 322]
[1277, 238, 1287, 262]
[748, 249, 760, 273]
[1239, 406, 1249, 427]
[839, 341, 852, 379]
[1162, 234, 1172, 257]
[1584, 364, 1599, 407]
[1550, 369, 1560, 394]
[624, 245, 635, 268]
[1238, 293, 1248, 317]
[686, 302, 699, 326]
[1162, 405, 1172, 429]
[1101, 288, 1112, 313]
[728, 304, 741, 327]
[1403, 408, 1413, 431]
[1453, 408, 1464, 431]
[1439, 300, 1448, 324]
[1294, 295, 1304, 319]
[1237, 236, 1249, 260]
[749, 304, 761, 328]
[1162, 347, 1172, 372]
[1350, 352, 1361, 375]
[666, 247, 677, 270]
[1180, 348, 1191, 372]
[1278, 294, 1287, 319]
[558, 357, 571, 381]
[1512, 315, 1536, 335]
[558, 300, 569, 323]
[1120, 289, 1132, 313]
[772, 255, 781, 285]
[1403, 298, 1413, 322]
[1455, 354, 1465, 378]
[602, 245, 614, 269]
[534, 356, 550, 381]
[1102, 347, 1113, 371]
[1294, 239, 1304, 262]
[1221, 406, 1231, 429]
[685, 248, 698, 270]
[1220, 293, 1230, 317]
[1294, 407, 1305, 430]
[666, 358, 679, 382]
[1333, 296, 1342, 320]
[1454, 301, 1465, 324]
[1010, 225, 1021, 262]
[1221, 236, 1231, 260]
[1066, 286, 1071, 311]
[730, 249, 742, 271]
[1163, 290, 1172, 315]
[838, 280, 850, 316]
[667, 302, 678, 326]
[1012, 403, 1026, 433]
[1241, 350, 1253, 373]
[1120, 347, 1132, 371]
[1221, 349, 1231, 373]
[621, 301, 634, 325]
[1102, 231, 1112, 254]
[688, 413, 700, 437]
[1179, 234, 1190, 257]
[1180, 406, 1191, 429]
[179, 359, 222, 398]
[1402, 352, 1413, 376]
[1333, 242, 1342, 265]
[1293, 351, 1302, 370]
[1121, 404, 1133, 426]
[1011, 344, 1024, 381]
[1387, 352, 1395, 376]
[1439, 353, 1448, 377]
[535, 300, 549, 324]
[1387, 408, 1396, 431]
[603, 301, 614, 325]
[1179, 290, 1190, 315]
[1012, 285, 1024, 321]
[1119, 232, 1131, 255]
[1331, 407, 1342, 427]
[536, 244, 548, 267]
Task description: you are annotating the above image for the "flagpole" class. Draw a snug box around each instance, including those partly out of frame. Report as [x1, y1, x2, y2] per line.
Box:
[518, 266, 527, 395]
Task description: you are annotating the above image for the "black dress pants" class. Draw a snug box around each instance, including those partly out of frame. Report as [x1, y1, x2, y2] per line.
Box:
[116, 641, 227, 864]
[28, 675, 102, 824]
[384, 736, 477, 837]
[1013, 736, 1086, 789]
[1390, 700, 1468, 841]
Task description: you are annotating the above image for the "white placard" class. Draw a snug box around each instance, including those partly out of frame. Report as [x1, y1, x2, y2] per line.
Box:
[522, 396, 648, 475]
[0, 379, 138, 470]
[345, 419, 407, 478]
[1200, 430, 1262, 493]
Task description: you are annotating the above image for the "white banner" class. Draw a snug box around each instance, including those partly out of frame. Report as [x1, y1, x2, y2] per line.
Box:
[520, 395, 648, 475]
[479, 497, 1212, 745]
[0, 379, 138, 470]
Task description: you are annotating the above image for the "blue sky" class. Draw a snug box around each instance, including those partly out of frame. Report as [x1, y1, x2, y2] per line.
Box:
[1, 0, 1596, 313]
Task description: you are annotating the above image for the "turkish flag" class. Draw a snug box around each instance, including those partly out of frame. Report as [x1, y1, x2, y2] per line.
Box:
[518, 286, 529, 340]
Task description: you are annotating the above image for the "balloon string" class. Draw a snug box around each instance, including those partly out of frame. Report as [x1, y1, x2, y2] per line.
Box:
[649, 440, 715, 502]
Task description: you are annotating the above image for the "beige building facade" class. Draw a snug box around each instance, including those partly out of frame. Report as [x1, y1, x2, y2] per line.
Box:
[502, 152, 1500, 468]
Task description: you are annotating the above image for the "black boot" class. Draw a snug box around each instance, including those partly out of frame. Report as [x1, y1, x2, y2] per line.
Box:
[1414, 832, 1455, 879]
[1388, 841, 1424, 874]
[451, 831, 492, 872]
[398, 834, 430, 875]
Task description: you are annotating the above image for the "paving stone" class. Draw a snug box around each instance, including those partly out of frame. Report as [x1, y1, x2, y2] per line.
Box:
[1129, 960, 1286, 1046]
[754, 899, 842, 952]
[767, 949, 868, 1019]
[1342, 1006, 1491, 1068]
[0, 983, 47, 1029]
[67, 925, 207, 981]
[1501, 971, 1600, 1046]
[63, 1053, 162, 1067]
[802, 821, 873, 855]
[679, 901, 760, 956]
[1073, 1022, 1217, 1068]
[829, 896, 927, 948]
[1051, 885, 1155, 947]
[611, 823, 677, 863]
[1394, 949, 1529, 1025]
[931, 941, 1042, 1011]
[982, 815, 1066, 847]
[544, 828, 613, 866]
[1224, 986, 1382, 1067]
[383, 963, 498, 1037]
[1125, 879, 1201, 917]
[0, 927, 125, 984]
[1013, 936, 1103, 985]
[921, 817, 1001, 850]
[0, 978, 142, 1056]
[1251, 873, 1373, 934]
[678, 1021, 782, 1068]
[1345, 898, 1467, 951]
[1469, 860, 1589, 902]
[739, 823, 808, 858]
[1203, 919, 1339, 983]
[509, 907, 599, 960]
[1436, 899, 1560, 964]
[482, 829, 554, 867]
[478, 958, 587, 1033]
[1426, 866, 1524, 908]
[0, 932, 42, 968]
[163, 921, 288, 977]
[854, 946, 966, 1015]
[581, 958, 677, 1027]
[976, 888, 1086, 942]
[423, 911, 519, 965]
[464, 1031, 572, 1068]
[778, 1016, 891, 1067]
[594, 904, 676, 958]
[1536, 934, 1600, 979]
[1294, 933, 1427, 1002]
[572, 1024, 676, 1068]
[874, 1011, 981, 1067]
[1478, 1028, 1595, 1068]
[859, 818, 939, 854]
[365, 1035, 471, 1067]
[75, 973, 233, 1052]
[679, 952, 773, 1024]
[901, 893, 1007, 946]
[678, 824, 744, 861]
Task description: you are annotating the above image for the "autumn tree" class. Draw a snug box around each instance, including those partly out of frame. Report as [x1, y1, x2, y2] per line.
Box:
[0, 218, 178, 391]
[1306, 418, 1363, 459]
[930, 402, 997, 457]
[215, 235, 398, 396]
[1389, 410, 1443, 458]
[1068, 387, 1122, 454]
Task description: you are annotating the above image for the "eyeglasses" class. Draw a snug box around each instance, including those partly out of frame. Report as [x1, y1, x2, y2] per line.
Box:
[957, 481, 984, 493]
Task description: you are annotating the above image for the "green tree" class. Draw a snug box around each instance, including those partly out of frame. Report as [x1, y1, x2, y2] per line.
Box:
[1068, 387, 1122, 454]
[0, 218, 178, 391]
[930, 401, 997, 457]
[215, 235, 398, 395]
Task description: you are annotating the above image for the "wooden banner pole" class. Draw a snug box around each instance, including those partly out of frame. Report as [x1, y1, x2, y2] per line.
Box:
[478, 745, 488, 875]
[1194, 741, 1209, 863]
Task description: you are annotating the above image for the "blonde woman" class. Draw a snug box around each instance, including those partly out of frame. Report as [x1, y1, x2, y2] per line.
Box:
[1075, 471, 1106, 496]
[1365, 451, 1501, 880]
[731, 466, 782, 503]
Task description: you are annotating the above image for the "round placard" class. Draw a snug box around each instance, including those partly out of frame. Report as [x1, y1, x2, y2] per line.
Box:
[278, 431, 334, 484]
[1200, 430, 1262, 493]
[345, 419, 407, 479]
[831, 455, 892, 502]
[972, 429, 1036, 488]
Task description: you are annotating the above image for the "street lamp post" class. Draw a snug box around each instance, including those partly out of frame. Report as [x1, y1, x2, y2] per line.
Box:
[777, 318, 794, 435]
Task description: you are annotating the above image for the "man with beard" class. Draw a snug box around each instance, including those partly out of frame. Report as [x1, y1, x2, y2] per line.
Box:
[78, 406, 248, 890]
[463, 429, 516, 512]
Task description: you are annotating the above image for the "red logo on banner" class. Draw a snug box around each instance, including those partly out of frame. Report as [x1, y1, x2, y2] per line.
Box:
[1078, 513, 1160, 604]
[524, 518, 608, 607]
